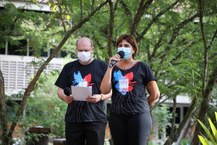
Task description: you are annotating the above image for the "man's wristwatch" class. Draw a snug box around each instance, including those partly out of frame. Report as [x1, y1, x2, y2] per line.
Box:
[100, 94, 103, 101]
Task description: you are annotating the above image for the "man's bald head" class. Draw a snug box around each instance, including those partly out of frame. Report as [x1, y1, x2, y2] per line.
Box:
[76, 37, 93, 49]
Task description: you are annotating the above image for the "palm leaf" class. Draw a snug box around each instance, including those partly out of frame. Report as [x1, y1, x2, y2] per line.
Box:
[208, 118, 217, 142]
[198, 135, 210, 145]
[198, 120, 217, 144]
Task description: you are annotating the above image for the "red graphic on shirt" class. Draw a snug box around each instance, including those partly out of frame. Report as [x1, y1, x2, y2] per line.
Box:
[83, 74, 92, 86]
[124, 72, 136, 91]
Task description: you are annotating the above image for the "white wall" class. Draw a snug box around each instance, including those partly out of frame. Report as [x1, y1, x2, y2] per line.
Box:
[0, 55, 63, 95]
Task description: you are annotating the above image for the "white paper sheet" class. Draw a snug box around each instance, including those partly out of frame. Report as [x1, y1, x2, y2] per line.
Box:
[71, 86, 92, 101]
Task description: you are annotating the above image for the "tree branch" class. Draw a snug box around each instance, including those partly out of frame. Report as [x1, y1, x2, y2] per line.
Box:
[170, 41, 197, 65]
[191, 63, 217, 145]
[208, 28, 217, 59]
[199, 0, 208, 96]
[153, 13, 200, 79]
[164, 97, 198, 145]
[107, 0, 115, 57]
[149, 27, 170, 60]
[130, 0, 153, 35]
[137, 0, 180, 42]
[79, 0, 83, 20]
[56, 0, 67, 33]
[191, 0, 216, 144]
[159, 13, 199, 61]
[119, 0, 132, 23]
[171, 96, 177, 134]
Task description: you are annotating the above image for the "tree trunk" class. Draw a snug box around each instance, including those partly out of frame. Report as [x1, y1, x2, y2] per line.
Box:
[0, 70, 9, 145]
[164, 97, 197, 145]
[191, 65, 217, 145]
[191, 0, 217, 143]
[107, 0, 115, 57]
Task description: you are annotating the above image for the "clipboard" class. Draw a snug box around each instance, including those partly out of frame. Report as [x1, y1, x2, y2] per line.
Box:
[71, 86, 92, 101]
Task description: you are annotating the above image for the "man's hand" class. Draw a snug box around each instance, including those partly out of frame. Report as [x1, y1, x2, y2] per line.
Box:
[86, 94, 102, 103]
[62, 95, 73, 104]
[57, 87, 73, 104]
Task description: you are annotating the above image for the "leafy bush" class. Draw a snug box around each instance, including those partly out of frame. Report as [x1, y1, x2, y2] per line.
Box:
[152, 104, 172, 133]
[198, 112, 217, 145]
[20, 70, 67, 137]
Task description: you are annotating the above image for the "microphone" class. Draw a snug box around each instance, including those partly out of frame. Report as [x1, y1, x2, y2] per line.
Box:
[109, 51, 125, 68]
[64, 87, 71, 96]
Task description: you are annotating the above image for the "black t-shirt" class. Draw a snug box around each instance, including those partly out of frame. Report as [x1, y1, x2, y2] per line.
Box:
[110, 61, 155, 115]
[55, 59, 107, 123]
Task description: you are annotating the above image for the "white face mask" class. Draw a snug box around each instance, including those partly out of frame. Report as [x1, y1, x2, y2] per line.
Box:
[77, 51, 91, 63]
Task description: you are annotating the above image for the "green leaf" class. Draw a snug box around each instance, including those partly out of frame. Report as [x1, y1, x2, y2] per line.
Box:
[198, 120, 216, 144]
[208, 118, 217, 142]
[215, 112, 217, 122]
[198, 135, 209, 145]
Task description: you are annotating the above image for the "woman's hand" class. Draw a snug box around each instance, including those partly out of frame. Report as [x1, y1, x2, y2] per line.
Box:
[109, 53, 122, 68]
[146, 81, 160, 107]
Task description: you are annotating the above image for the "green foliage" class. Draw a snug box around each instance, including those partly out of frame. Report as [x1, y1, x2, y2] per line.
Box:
[198, 112, 217, 145]
[20, 71, 67, 137]
[24, 132, 49, 145]
[0, 2, 75, 57]
[0, 3, 21, 47]
[152, 105, 172, 134]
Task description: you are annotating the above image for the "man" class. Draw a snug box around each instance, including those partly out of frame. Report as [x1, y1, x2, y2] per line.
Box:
[55, 37, 111, 145]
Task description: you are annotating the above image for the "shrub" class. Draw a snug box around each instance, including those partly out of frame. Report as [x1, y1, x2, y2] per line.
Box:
[21, 71, 67, 137]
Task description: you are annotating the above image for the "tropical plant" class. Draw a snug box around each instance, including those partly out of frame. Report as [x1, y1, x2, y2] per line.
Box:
[198, 112, 217, 145]
[21, 70, 67, 137]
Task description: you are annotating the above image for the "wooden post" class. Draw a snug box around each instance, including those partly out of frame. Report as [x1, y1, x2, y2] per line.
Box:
[25, 126, 51, 145]
[53, 138, 67, 145]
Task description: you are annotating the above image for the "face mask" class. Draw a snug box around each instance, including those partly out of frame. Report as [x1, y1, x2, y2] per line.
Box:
[117, 47, 132, 60]
[77, 51, 91, 63]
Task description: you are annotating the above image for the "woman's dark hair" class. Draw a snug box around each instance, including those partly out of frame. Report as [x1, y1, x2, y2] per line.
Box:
[116, 34, 138, 58]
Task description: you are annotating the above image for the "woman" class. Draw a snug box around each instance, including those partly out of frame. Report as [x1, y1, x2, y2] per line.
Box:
[100, 34, 160, 145]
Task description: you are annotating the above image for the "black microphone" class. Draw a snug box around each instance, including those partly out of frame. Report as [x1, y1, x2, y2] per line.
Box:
[64, 87, 71, 96]
[109, 51, 125, 68]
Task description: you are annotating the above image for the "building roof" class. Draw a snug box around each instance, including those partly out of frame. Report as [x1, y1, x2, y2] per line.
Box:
[0, 0, 52, 12]
[162, 94, 192, 105]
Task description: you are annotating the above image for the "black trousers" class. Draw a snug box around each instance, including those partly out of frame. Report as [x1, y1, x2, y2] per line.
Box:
[65, 122, 106, 145]
[109, 111, 152, 145]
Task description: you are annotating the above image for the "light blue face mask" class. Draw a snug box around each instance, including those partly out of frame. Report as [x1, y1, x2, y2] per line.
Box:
[117, 47, 132, 60]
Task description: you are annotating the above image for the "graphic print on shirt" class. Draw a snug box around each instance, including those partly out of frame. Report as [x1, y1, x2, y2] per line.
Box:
[72, 71, 92, 87]
[113, 70, 136, 95]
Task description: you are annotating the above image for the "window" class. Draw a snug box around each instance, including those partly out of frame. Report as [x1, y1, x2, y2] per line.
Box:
[0, 40, 67, 58]
[8, 40, 27, 55]
[0, 42, 5, 54]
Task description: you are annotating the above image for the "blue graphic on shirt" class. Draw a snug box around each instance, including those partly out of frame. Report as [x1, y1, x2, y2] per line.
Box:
[113, 70, 135, 95]
[72, 71, 92, 86]
[72, 71, 84, 86]
[113, 70, 126, 95]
